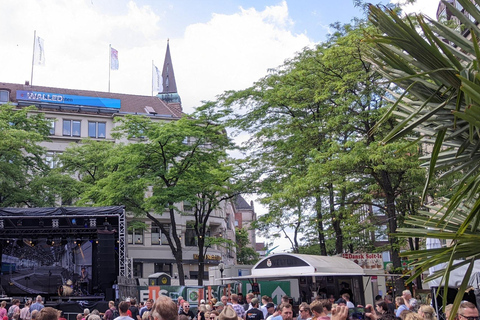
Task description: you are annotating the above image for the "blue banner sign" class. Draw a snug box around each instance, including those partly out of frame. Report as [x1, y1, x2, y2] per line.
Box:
[16, 90, 121, 109]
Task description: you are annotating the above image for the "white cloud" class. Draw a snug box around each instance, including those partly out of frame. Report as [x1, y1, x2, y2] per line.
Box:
[390, 0, 440, 19]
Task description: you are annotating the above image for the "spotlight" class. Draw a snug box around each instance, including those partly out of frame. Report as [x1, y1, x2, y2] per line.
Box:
[89, 219, 96, 227]
[52, 219, 59, 228]
[16, 220, 22, 227]
[71, 218, 76, 225]
[0, 220, 4, 229]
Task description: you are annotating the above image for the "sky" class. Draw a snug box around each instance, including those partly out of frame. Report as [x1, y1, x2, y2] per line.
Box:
[0, 0, 440, 253]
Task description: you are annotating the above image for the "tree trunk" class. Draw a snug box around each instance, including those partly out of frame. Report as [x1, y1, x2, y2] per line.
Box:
[328, 183, 343, 254]
[198, 238, 205, 286]
[315, 195, 327, 255]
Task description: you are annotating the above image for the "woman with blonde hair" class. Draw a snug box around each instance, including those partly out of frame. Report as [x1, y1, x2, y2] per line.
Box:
[418, 305, 437, 320]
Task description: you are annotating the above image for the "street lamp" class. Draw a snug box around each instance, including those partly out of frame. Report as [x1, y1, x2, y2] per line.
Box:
[218, 262, 225, 285]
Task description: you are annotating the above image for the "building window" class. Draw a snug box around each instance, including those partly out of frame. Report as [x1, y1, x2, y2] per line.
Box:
[161, 224, 170, 246]
[0, 90, 9, 103]
[133, 262, 143, 278]
[47, 118, 56, 135]
[151, 226, 161, 245]
[183, 201, 193, 212]
[46, 151, 61, 169]
[88, 121, 106, 138]
[154, 263, 171, 274]
[128, 228, 144, 244]
[63, 119, 81, 137]
[374, 225, 388, 242]
[185, 227, 197, 247]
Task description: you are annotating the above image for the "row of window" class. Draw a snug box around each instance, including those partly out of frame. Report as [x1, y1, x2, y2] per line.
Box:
[128, 226, 198, 246]
[48, 119, 106, 138]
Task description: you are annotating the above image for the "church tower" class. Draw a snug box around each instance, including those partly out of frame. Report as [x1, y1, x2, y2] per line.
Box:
[157, 40, 181, 105]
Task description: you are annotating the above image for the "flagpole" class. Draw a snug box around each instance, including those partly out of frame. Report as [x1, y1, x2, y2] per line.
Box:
[108, 44, 111, 93]
[152, 60, 154, 97]
[30, 30, 36, 86]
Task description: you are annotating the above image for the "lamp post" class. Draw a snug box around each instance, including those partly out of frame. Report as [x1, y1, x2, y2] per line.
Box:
[218, 262, 225, 285]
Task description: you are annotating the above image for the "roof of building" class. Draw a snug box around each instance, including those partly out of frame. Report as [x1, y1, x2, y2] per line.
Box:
[235, 195, 253, 210]
[0, 81, 183, 118]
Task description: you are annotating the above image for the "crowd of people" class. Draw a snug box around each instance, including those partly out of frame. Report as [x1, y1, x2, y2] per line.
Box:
[0, 289, 477, 320]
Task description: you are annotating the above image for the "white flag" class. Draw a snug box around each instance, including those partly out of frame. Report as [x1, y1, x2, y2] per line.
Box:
[152, 64, 162, 92]
[110, 47, 119, 70]
[34, 36, 45, 66]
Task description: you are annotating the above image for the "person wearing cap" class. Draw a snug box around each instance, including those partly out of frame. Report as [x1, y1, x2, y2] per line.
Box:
[266, 305, 283, 320]
[218, 306, 239, 320]
[245, 298, 264, 320]
[215, 303, 225, 313]
[265, 304, 275, 318]
[335, 299, 347, 307]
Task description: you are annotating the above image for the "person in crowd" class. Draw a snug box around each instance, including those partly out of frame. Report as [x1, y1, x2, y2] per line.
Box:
[151, 296, 178, 320]
[82, 309, 90, 320]
[20, 300, 31, 320]
[245, 294, 255, 311]
[259, 296, 271, 318]
[231, 294, 245, 319]
[327, 296, 335, 306]
[88, 315, 101, 320]
[140, 299, 153, 318]
[341, 294, 354, 309]
[141, 312, 150, 320]
[402, 291, 418, 312]
[296, 303, 311, 320]
[399, 310, 412, 320]
[281, 304, 294, 320]
[456, 301, 479, 320]
[310, 300, 328, 320]
[104, 301, 118, 320]
[218, 306, 238, 320]
[128, 298, 139, 320]
[58, 311, 67, 320]
[8, 300, 21, 320]
[179, 316, 189, 320]
[404, 313, 423, 320]
[221, 297, 231, 307]
[209, 311, 219, 320]
[179, 301, 195, 320]
[198, 304, 207, 320]
[37, 308, 58, 320]
[266, 304, 283, 320]
[75, 314, 82, 320]
[0, 301, 7, 319]
[245, 298, 264, 320]
[238, 294, 245, 306]
[30, 296, 44, 313]
[418, 305, 436, 320]
[335, 299, 347, 307]
[214, 303, 225, 314]
[316, 300, 332, 318]
[383, 295, 395, 315]
[395, 297, 408, 318]
[266, 304, 275, 319]
[30, 311, 38, 320]
[444, 304, 453, 320]
[116, 301, 133, 320]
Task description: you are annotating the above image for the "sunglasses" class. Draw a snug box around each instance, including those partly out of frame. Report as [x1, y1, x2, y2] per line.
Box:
[210, 317, 216, 319]
[459, 315, 479, 320]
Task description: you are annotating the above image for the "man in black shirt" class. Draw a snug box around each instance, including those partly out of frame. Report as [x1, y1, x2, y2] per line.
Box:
[179, 302, 195, 320]
[246, 298, 264, 320]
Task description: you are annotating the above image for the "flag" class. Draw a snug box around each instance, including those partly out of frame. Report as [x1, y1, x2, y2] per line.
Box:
[110, 47, 119, 70]
[34, 36, 45, 66]
[152, 64, 162, 92]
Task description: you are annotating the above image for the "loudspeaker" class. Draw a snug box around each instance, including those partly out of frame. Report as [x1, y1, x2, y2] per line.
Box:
[95, 232, 117, 294]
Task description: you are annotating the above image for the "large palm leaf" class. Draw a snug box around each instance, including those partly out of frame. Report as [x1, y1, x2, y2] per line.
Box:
[367, 0, 480, 312]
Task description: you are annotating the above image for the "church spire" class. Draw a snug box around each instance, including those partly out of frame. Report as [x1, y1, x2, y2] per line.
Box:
[157, 39, 181, 104]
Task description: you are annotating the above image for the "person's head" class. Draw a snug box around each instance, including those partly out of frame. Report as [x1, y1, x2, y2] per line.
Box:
[84, 309, 90, 316]
[246, 293, 254, 304]
[1, 301, 6, 308]
[298, 302, 311, 318]
[36, 295, 43, 303]
[25, 300, 32, 307]
[281, 304, 293, 320]
[457, 301, 479, 320]
[376, 301, 389, 314]
[221, 296, 228, 305]
[261, 296, 270, 305]
[38, 307, 59, 320]
[317, 299, 332, 313]
[328, 295, 335, 303]
[266, 303, 275, 314]
[208, 313, 216, 320]
[445, 304, 454, 320]
[183, 301, 192, 313]
[395, 297, 405, 306]
[231, 294, 239, 304]
[402, 290, 413, 299]
[218, 306, 238, 320]
[375, 295, 383, 302]
[251, 298, 259, 308]
[385, 295, 393, 303]
[146, 299, 154, 309]
[198, 305, 207, 313]
[91, 310, 100, 316]
[31, 311, 39, 320]
[214, 302, 224, 312]
[341, 293, 350, 301]
[88, 316, 100, 320]
[310, 300, 324, 317]
[281, 296, 291, 304]
[400, 310, 413, 320]
[12, 299, 20, 306]
[418, 305, 436, 320]
[76, 314, 82, 320]
[237, 294, 244, 302]
[178, 315, 189, 320]
[118, 302, 129, 314]
[142, 312, 151, 320]
[130, 298, 137, 306]
[109, 301, 115, 308]
[152, 296, 177, 320]
[405, 313, 423, 320]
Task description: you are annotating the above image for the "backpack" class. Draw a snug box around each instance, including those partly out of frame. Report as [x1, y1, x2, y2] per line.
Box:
[112, 309, 120, 319]
[8, 306, 17, 320]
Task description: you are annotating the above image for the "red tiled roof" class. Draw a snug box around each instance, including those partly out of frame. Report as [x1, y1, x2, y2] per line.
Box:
[0, 82, 183, 118]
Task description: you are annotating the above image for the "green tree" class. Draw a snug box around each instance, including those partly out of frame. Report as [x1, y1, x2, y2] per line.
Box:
[367, 0, 480, 308]
[59, 106, 242, 285]
[0, 104, 56, 207]
[235, 227, 259, 265]
[220, 21, 424, 278]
